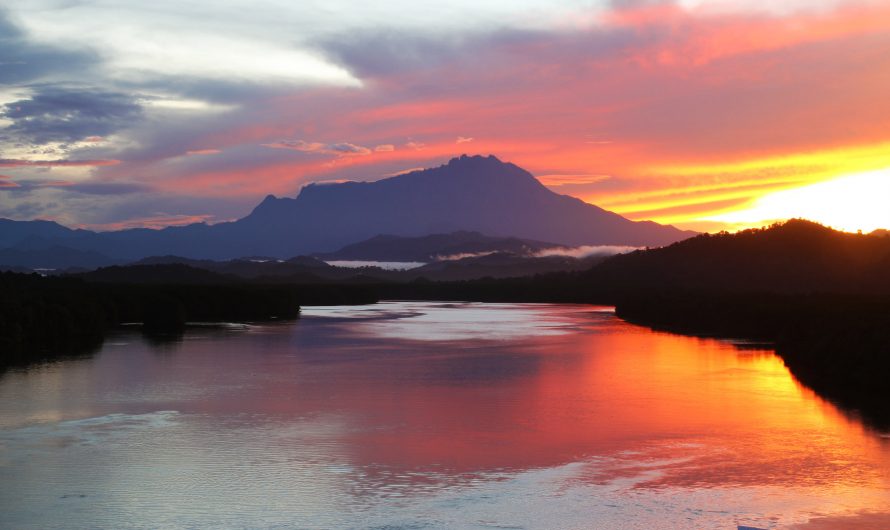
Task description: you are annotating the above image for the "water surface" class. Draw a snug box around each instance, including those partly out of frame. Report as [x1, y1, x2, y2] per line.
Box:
[1, 302, 888, 529]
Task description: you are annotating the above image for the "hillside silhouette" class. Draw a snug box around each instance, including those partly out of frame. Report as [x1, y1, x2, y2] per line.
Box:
[585, 219, 890, 295]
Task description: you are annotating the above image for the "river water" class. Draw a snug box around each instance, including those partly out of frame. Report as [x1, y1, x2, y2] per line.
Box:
[1, 302, 889, 529]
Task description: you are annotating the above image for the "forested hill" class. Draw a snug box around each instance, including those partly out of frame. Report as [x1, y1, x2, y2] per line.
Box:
[585, 219, 890, 295]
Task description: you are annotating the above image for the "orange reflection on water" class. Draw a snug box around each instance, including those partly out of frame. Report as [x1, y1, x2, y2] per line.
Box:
[2, 302, 889, 528]
[287, 305, 890, 497]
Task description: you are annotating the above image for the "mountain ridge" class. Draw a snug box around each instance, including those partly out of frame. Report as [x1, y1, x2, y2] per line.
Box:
[0, 155, 696, 261]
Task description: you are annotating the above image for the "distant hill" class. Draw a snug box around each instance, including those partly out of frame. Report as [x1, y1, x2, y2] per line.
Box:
[408, 252, 605, 281]
[586, 219, 890, 295]
[98, 250, 599, 283]
[75, 263, 238, 285]
[316, 231, 564, 262]
[0, 155, 696, 261]
[0, 245, 117, 270]
[130, 255, 336, 280]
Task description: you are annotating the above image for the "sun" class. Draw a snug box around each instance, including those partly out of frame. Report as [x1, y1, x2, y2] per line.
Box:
[706, 167, 890, 233]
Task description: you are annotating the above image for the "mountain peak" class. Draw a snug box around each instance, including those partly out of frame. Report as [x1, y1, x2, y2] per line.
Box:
[446, 154, 503, 167]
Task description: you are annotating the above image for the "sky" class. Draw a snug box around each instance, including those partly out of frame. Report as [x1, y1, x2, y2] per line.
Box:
[1, 0, 889, 233]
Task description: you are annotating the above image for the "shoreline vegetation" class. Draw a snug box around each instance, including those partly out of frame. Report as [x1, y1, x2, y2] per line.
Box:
[0, 271, 376, 369]
[2, 219, 889, 427]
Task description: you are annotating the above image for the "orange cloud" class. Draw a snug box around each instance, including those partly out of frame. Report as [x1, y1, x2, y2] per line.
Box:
[185, 149, 221, 156]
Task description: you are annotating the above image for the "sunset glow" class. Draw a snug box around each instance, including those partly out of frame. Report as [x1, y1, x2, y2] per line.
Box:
[707, 167, 890, 233]
[1, 0, 889, 232]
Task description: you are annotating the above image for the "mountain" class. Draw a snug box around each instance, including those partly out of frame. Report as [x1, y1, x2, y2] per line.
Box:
[586, 219, 890, 295]
[237, 155, 695, 257]
[0, 219, 82, 248]
[0, 155, 696, 260]
[316, 231, 565, 262]
[0, 245, 117, 270]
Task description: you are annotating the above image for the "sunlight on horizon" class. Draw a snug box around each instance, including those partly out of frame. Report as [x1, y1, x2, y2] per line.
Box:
[704, 167, 890, 233]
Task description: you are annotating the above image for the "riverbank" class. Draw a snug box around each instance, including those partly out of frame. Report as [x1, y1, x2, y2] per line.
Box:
[0, 271, 377, 369]
[614, 293, 890, 427]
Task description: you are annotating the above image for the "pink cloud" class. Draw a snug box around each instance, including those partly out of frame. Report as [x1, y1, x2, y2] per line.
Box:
[185, 149, 222, 156]
[0, 175, 19, 188]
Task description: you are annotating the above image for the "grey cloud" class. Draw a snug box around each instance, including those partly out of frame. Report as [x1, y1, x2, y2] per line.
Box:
[0, 178, 150, 196]
[264, 140, 372, 156]
[1, 86, 143, 144]
[0, 9, 100, 84]
[4, 200, 49, 218]
[66, 181, 151, 195]
[315, 30, 470, 77]
[312, 24, 642, 81]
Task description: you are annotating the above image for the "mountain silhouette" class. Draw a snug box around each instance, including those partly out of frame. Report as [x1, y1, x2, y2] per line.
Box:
[0, 155, 695, 262]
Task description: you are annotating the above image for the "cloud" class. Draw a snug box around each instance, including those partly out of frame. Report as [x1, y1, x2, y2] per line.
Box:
[1, 87, 143, 144]
[66, 181, 150, 195]
[0, 175, 19, 188]
[314, 30, 474, 77]
[2, 0, 890, 232]
[384, 167, 427, 177]
[538, 174, 612, 186]
[0, 9, 99, 84]
[533, 245, 640, 258]
[185, 149, 222, 155]
[0, 158, 120, 168]
[456, 136, 474, 143]
[0, 178, 149, 195]
[263, 140, 372, 156]
[433, 245, 639, 262]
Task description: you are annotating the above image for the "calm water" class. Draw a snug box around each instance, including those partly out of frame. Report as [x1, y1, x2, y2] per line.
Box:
[1, 302, 889, 529]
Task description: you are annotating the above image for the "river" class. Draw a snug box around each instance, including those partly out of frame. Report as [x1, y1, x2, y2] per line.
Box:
[1, 302, 888, 529]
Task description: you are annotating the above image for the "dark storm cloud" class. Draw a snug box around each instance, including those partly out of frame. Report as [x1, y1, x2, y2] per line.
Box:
[0, 9, 99, 84]
[1, 87, 144, 144]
